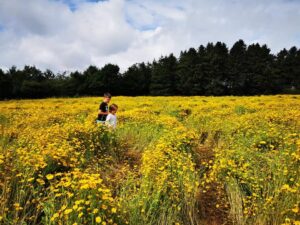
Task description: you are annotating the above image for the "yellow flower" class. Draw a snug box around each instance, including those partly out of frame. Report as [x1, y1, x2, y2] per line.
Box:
[36, 178, 45, 185]
[111, 208, 117, 213]
[50, 213, 59, 221]
[75, 200, 83, 205]
[292, 205, 299, 213]
[96, 216, 102, 223]
[64, 209, 73, 215]
[46, 174, 54, 180]
[281, 184, 290, 190]
[93, 208, 99, 214]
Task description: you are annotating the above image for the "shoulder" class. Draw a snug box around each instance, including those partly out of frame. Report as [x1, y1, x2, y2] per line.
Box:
[100, 102, 107, 109]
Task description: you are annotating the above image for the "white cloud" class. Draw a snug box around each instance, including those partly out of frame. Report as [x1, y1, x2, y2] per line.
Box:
[0, 0, 299, 72]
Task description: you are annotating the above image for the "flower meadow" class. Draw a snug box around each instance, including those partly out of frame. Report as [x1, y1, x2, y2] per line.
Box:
[0, 96, 299, 225]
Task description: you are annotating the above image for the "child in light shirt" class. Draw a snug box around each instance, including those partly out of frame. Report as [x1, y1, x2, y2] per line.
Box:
[105, 104, 118, 129]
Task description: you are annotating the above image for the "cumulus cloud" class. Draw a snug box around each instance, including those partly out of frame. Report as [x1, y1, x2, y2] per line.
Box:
[0, 0, 299, 72]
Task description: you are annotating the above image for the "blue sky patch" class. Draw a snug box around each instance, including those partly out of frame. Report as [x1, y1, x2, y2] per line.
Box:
[126, 19, 158, 31]
[52, 0, 107, 11]
[0, 24, 5, 32]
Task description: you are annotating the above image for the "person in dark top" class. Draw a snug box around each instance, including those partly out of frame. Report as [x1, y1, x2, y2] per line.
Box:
[96, 93, 111, 123]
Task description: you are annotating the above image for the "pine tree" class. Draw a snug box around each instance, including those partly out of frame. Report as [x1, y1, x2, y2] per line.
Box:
[229, 40, 248, 95]
[150, 54, 177, 96]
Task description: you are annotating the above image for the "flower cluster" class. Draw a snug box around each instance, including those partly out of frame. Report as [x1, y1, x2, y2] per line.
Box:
[0, 95, 299, 225]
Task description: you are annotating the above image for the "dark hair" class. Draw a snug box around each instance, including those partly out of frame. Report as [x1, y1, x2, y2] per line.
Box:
[109, 104, 118, 112]
[104, 92, 112, 98]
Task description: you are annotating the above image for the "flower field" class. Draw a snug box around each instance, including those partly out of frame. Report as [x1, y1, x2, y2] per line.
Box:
[0, 95, 299, 225]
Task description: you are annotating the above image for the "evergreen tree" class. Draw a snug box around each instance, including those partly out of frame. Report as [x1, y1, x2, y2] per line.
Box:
[245, 44, 274, 94]
[150, 54, 177, 96]
[176, 48, 200, 95]
[61, 71, 83, 96]
[122, 63, 151, 96]
[85, 64, 120, 96]
[0, 69, 12, 99]
[205, 42, 229, 95]
[285, 47, 300, 90]
[229, 40, 248, 95]
[0, 40, 299, 99]
[9, 66, 23, 98]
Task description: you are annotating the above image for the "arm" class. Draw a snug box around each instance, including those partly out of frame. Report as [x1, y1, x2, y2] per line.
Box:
[105, 114, 111, 122]
[98, 110, 109, 115]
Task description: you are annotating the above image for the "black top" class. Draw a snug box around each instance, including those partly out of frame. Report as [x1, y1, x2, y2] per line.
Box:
[97, 102, 108, 121]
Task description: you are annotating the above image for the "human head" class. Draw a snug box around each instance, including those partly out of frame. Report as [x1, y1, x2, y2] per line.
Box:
[109, 104, 118, 114]
[103, 92, 111, 103]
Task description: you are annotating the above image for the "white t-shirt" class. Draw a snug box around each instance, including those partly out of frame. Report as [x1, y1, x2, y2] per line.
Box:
[105, 113, 117, 129]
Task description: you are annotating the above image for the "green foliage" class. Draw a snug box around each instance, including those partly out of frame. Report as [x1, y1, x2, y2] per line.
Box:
[0, 40, 300, 99]
[150, 54, 177, 96]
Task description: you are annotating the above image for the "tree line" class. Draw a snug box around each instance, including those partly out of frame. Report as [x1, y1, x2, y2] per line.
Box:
[0, 39, 299, 99]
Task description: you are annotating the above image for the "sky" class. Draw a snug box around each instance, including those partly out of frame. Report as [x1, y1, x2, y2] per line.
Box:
[0, 0, 299, 72]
